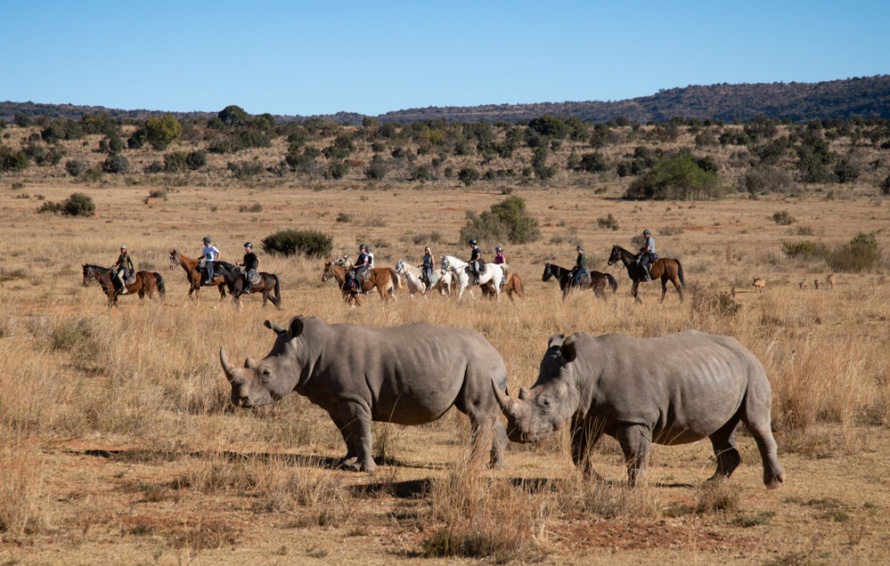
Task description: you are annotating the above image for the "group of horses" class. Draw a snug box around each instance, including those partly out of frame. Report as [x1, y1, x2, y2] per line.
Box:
[81, 250, 281, 308]
[82, 244, 684, 309]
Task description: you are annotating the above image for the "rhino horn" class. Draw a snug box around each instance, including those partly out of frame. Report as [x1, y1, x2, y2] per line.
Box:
[491, 378, 516, 416]
[219, 347, 239, 383]
[518, 386, 531, 401]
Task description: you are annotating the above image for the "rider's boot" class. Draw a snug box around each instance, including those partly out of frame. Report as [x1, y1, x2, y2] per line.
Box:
[643, 266, 652, 281]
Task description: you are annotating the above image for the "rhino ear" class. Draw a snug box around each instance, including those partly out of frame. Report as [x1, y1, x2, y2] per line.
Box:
[547, 334, 566, 350]
[561, 335, 578, 362]
[264, 319, 287, 335]
[289, 316, 305, 338]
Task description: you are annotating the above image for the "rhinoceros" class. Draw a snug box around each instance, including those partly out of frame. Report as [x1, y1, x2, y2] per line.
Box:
[220, 316, 509, 472]
[493, 330, 785, 488]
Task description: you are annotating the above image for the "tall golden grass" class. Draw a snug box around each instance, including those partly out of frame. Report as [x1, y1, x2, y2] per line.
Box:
[0, 177, 887, 562]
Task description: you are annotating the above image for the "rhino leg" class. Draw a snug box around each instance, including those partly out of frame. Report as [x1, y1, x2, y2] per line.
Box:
[570, 415, 604, 477]
[741, 412, 786, 489]
[615, 424, 652, 487]
[707, 418, 742, 482]
[331, 401, 376, 472]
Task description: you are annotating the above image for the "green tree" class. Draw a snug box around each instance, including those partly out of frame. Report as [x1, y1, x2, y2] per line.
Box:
[218, 105, 249, 127]
[459, 195, 541, 245]
[145, 115, 182, 150]
[625, 152, 721, 200]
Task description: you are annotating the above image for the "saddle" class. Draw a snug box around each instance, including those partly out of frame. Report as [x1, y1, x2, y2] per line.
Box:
[242, 268, 261, 285]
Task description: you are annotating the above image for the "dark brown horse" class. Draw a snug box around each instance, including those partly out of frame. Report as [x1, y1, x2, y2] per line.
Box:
[542, 262, 618, 300]
[216, 264, 282, 309]
[481, 271, 525, 301]
[82, 264, 165, 307]
[607, 245, 685, 303]
[321, 260, 400, 306]
[169, 249, 233, 301]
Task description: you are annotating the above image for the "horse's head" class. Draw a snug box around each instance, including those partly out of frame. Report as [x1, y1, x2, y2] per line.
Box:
[169, 250, 179, 270]
[542, 262, 553, 282]
[321, 261, 334, 282]
[395, 259, 407, 275]
[607, 246, 622, 266]
[82, 264, 95, 287]
[440, 256, 451, 271]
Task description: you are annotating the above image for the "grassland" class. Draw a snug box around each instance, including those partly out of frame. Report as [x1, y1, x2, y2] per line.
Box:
[1, 125, 889, 564]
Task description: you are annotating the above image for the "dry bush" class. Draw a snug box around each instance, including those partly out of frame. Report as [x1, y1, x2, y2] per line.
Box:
[0, 433, 46, 536]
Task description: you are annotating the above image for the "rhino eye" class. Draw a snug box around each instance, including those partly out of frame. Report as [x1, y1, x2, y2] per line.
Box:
[539, 397, 551, 410]
[260, 368, 272, 382]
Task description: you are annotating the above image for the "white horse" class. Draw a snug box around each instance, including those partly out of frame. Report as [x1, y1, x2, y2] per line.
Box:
[441, 255, 505, 300]
[395, 259, 429, 299]
[432, 268, 454, 296]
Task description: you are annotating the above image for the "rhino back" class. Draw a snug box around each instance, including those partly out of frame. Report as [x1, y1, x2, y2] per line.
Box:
[305, 322, 505, 425]
[578, 330, 760, 443]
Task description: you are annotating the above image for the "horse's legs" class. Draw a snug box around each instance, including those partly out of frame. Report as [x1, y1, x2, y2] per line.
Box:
[660, 277, 668, 303]
[632, 280, 641, 303]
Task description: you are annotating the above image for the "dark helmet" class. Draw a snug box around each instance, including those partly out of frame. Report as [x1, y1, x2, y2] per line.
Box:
[643, 229, 651, 235]
[577, 244, 583, 251]
[359, 243, 367, 251]
[244, 242, 253, 248]
[203, 236, 212, 243]
[495, 246, 503, 253]
[365, 246, 372, 252]
[468, 239, 477, 246]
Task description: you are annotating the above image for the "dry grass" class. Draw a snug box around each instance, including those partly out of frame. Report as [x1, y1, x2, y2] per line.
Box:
[0, 173, 888, 564]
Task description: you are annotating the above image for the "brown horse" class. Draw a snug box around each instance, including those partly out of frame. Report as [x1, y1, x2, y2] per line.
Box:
[169, 249, 232, 301]
[322, 260, 400, 306]
[542, 262, 618, 300]
[216, 264, 282, 309]
[607, 245, 685, 303]
[82, 264, 165, 307]
[481, 271, 524, 301]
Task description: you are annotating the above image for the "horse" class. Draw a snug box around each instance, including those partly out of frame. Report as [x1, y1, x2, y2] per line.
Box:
[541, 262, 618, 301]
[169, 249, 233, 301]
[321, 260, 400, 306]
[431, 268, 454, 296]
[440, 255, 505, 301]
[481, 271, 524, 301]
[607, 245, 685, 303]
[82, 264, 165, 307]
[216, 264, 282, 309]
[395, 259, 433, 299]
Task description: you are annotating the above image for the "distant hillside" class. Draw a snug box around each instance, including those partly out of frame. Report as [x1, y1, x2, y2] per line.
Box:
[3, 75, 890, 125]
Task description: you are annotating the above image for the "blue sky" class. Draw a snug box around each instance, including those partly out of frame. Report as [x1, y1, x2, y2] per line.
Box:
[2, 1, 888, 117]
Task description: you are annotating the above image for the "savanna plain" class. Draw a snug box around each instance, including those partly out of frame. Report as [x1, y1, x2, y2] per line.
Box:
[2, 140, 890, 564]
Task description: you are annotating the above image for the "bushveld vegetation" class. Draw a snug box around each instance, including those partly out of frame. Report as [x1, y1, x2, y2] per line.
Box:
[0, 108, 888, 564]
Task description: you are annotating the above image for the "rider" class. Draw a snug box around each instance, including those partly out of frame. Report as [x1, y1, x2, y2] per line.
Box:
[467, 239, 483, 284]
[572, 244, 588, 285]
[239, 242, 259, 293]
[638, 229, 656, 281]
[366, 245, 375, 269]
[421, 246, 435, 287]
[493, 246, 506, 265]
[200, 236, 220, 285]
[347, 244, 371, 291]
[112, 245, 134, 295]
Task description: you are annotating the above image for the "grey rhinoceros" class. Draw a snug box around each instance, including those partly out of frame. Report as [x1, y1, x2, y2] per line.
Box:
[493, 330, 785, 488]
[220, 316, 509, 472]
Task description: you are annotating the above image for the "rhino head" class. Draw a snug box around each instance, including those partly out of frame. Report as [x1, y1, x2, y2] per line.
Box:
[493, 334, 581, 443]
[219, 317, 308, 408]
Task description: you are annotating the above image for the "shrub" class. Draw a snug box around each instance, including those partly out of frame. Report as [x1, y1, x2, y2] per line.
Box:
[772, 210, 794, 225]
[65, 159, 89, 178]
[227, 160, 264, 179]
[145, 114, 182, 150]
[739, 166, 795, 194]
[826, 232, 882, 273]
[0, 146, 28, 172]
[239, 202, 262, 213]
[596, 213, 620, 230]
[186, 150, 207, 170]
[102, 154, 130, 174]
[261, 229, 333, 259]
[880, 174, 890, 195]
[327, 161, 349, 180]
[782, 240, 829, 260]
[164, 152, 188, 173]
[364, 155, 387, 180]
[625, 152, 721, 200]
[63, 193, 96, 216]
[148, 189, 168, 200]
[458, 167, 480, 187]
[577, 152, 610, 173]
[459, 195, 541, 245]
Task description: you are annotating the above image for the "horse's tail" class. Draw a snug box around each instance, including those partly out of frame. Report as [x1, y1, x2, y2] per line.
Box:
[676, 259, 686, 287]
[387, 267, 401, 292]
[512, 274, 524, 298]
[155, 273, 166, 298]
[606, 273, 618, 293]
[273, 275, 281, 304]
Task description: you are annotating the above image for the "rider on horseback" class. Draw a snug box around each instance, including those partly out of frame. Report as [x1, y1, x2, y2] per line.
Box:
[572, 244, 588, 285]
[239, 242, 259, 293]
[468, 239, 483, 284]
[347, 244, 371, 291]
[638, 229, 656, 281]
[201, 236, 220, 285]
[421, 246, 435, 287]
[112, 245, 134, 295]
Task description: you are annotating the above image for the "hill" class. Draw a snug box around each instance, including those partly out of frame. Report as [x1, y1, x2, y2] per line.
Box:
[2, 75, 890, 125]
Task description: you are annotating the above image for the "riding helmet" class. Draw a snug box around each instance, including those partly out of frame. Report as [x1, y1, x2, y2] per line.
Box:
[643, 229, 651, 235]
[366, 246, 372, 252]
[203, 236, 212, 243]
[120, 244, 127, 250]
[359, 243, 367, 251]
[495, 246, 503, 252]
[244, 242, 253, 248]
[468, 239, 477, 246]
